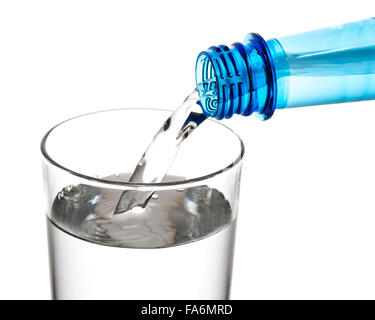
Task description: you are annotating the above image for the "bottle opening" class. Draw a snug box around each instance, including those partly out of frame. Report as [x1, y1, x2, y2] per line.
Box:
[195, 53, 219, 117]
[195, 34, 278, 120]
[195, 45, 251, 120]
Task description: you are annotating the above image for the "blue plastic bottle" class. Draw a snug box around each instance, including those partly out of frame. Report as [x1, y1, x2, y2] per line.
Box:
[195, 18, 375, 120]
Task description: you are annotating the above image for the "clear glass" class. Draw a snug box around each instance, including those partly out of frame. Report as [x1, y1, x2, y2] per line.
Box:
[41, 108, 244, 300]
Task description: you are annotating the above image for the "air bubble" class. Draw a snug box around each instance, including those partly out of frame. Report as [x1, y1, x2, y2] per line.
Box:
[132, 206, 145, 214]
[138, 160, 144, 167]
[64, 185, 73, 192]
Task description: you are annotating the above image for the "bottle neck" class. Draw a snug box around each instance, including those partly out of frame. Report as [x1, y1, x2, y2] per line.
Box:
[195, 33, 277, 120]
[196, 19, 375, 120]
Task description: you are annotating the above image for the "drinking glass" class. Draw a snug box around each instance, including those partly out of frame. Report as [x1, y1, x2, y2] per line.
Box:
[41, 108, 244, 300]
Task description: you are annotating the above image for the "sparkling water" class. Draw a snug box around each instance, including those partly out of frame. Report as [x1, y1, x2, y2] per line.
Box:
[115, 90, 207, 214]
[51, 173, 234, 248]
[48, 173, 237, 299]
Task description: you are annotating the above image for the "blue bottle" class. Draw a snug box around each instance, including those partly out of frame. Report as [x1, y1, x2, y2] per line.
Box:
[195, 18, 375, 120]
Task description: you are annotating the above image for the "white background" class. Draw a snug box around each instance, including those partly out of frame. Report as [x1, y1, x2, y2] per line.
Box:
[1, 0, 375, 299]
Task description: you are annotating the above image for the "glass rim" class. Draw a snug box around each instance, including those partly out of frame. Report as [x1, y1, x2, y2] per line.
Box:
[40, 108, 245, 188]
